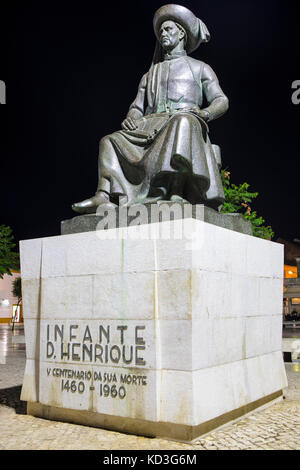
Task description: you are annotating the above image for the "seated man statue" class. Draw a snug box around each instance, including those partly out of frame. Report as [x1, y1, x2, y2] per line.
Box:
[72, 4, 229, 214]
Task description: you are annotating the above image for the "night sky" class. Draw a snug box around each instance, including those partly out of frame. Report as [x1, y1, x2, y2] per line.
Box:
[1, 0, 299, 245]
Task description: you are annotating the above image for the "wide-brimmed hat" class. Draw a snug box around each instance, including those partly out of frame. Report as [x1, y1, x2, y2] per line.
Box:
[153, 4, 210, 53]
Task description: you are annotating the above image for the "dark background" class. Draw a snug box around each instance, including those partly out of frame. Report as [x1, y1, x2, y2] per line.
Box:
[1, 0, 299, 244]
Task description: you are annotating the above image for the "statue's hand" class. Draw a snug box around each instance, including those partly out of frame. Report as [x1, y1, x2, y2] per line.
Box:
[193, 108, 211, 122]
[121, 117, 138, 131]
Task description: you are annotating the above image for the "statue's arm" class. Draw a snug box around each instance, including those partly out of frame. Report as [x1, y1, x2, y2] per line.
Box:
[127, 73, 147, 120]
[201, 63, 229, 122]
[121, 73, 147, 131]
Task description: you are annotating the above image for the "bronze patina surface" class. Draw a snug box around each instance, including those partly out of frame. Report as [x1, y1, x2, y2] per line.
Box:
[72, 4, 229, 215]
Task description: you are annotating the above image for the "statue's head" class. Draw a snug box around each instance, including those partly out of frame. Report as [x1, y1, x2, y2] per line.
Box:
[153, 4, 210, 55]
[159, 20, 186, 52]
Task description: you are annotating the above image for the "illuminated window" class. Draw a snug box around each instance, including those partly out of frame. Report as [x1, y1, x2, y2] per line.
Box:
[285, 265, 298, 278]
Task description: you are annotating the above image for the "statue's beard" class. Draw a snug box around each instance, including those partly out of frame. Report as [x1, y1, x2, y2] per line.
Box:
[160, 39, 172, 50]
[160, 39, 180, 52]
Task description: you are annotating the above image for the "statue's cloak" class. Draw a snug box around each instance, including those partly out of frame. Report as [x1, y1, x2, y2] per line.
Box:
[98, 56, 227, 209]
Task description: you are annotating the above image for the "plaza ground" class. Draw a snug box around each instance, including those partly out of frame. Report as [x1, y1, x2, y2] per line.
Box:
[0, 325, 299, 450]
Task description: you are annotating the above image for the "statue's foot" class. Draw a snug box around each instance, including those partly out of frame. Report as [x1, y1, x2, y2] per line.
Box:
[130, 195, 189, 205]
[138, 195, 165, 205]
[72, 192, 116, 214]
[170, 195, 189, 203]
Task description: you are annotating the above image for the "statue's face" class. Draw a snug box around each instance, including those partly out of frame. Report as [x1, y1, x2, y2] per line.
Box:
[159, 20, 184, 51]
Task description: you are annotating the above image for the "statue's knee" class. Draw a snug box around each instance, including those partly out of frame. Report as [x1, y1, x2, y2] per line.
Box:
[99, 135, 111, 151]
[174, 113, 202, 135]
[173, 113, 196, 126]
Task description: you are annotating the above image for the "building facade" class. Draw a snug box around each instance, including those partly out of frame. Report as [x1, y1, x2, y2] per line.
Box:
[0, 270, 22, 324]
[277, 238, 300, 320]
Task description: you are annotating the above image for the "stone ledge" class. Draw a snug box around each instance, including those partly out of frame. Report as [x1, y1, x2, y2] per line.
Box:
[27, 390, 283, 443]
[61, 203, 253, 236]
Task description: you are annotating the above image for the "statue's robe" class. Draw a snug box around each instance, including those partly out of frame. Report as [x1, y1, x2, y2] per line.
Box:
[97, 53, 229, 209]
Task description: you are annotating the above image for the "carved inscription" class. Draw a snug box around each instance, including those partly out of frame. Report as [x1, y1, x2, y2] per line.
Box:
[45, 366, 148, 400]
[46, 323, 146, 366]
[43, 322, 149, 403]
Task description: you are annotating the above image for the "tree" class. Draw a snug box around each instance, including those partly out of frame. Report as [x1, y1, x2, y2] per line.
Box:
[12, 276, 22, 304]
[11, 276, 22, 330]
[0, 225, 20, 278]
[221, 170, 274, 240]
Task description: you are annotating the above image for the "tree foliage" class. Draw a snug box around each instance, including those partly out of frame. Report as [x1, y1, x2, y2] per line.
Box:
[0, 225, 20, 278]
[221, 170, 274, 240]
[12, 276, 22, 303]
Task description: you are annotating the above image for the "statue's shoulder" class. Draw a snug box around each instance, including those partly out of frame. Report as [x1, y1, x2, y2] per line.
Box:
[185, 56, 205, 67]
[186, 57, 218, 82]
[185, 56, 207, 77]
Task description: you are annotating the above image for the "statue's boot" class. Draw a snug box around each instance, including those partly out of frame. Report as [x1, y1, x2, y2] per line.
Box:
[170, 195, 189, 203]
[72, 192, 116, 214]
[141, 195, 189, 204]
[135, 186, 167, 205]
[136, 195, 165, 205]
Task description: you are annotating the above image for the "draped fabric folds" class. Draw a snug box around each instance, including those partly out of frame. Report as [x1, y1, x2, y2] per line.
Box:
[97, 56, 227, 210]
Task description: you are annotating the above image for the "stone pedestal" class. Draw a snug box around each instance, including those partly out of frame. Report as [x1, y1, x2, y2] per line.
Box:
[20, 219, 287, 442]
[61, 203, 253, 236]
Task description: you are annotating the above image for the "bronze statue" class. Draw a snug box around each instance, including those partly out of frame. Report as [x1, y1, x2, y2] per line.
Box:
[72, 4, 229, 214]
